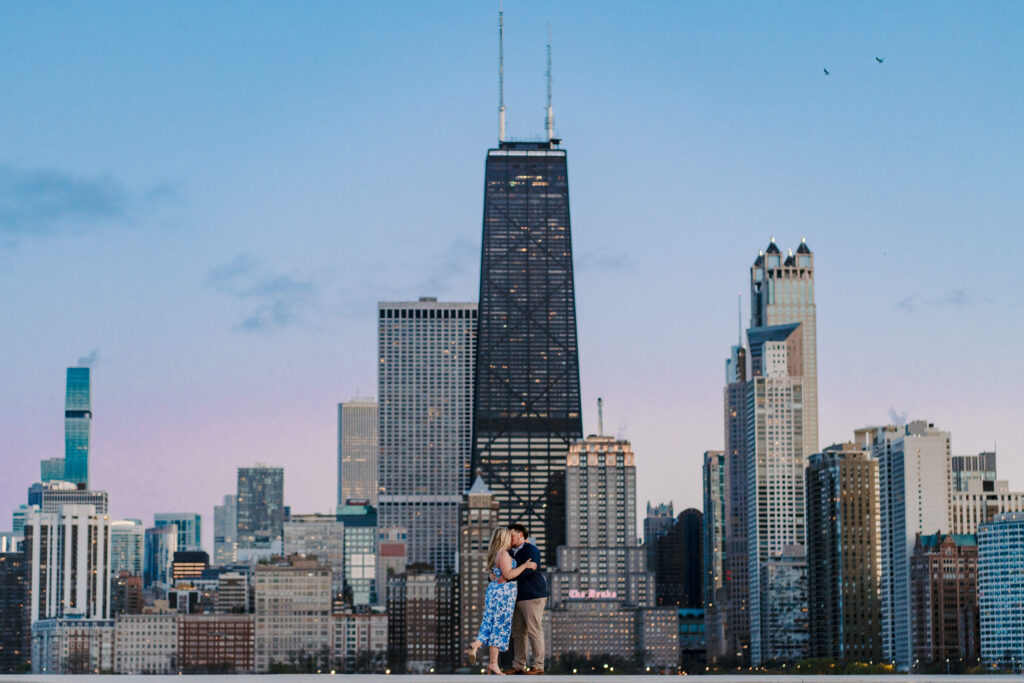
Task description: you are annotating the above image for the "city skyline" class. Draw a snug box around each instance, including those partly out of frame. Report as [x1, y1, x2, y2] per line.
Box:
[2, 2, 1023, 546]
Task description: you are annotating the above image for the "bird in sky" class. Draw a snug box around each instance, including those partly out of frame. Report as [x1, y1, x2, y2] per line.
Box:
[876, 56, 884, 63]
[824, 67, 830, 76]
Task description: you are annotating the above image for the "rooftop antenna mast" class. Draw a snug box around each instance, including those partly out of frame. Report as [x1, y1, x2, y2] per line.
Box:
[545, 23, 554, 140]
[737, 291, 743, 348]
[597, 397, 604, 437]
[498, 1, 506, 142]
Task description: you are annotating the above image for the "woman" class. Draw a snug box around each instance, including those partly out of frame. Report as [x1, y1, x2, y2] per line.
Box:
[466, 527, 537, 675]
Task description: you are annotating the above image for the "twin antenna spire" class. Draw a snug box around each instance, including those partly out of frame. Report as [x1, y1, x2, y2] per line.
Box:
[497, 3, 555, 143]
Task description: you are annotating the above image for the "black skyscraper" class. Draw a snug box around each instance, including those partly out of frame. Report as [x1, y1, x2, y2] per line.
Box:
[471, 139, 583, 564]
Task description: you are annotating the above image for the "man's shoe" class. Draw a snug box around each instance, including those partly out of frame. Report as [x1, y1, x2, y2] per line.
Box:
[526, 668, 545, 675]
[503, 668, 528, 675]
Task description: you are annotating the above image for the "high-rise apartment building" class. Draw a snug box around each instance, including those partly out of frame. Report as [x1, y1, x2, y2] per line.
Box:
[338, 398, 378, 507]
[472, 139, 584, 565]
[337, 502, 377, 607]
[283, 513, 345, 593]
[806, 443, 881, 662]
[27, 481, 108, 515]
[110, 519, 144, 577]
[870, 420, 951, 671]
[31, 618, 114, 674]
[547, 436, 654, 608]
[23, 504, 111, 623]
[722, 343, 749, 665]
[377, 298, 476, 573]
[459, 476, 500, 653]
[0, 552, 28, 673]
[377, 526, 408, 584]
[64, 367, 92, 487]
[213, 494, 237, 565]
[703, 451, 727, 662]
[745, 320, 810, 665]
[951, 478, 1024, 534]
[978, 512, 1024, 668]
[40, 458, 64, 483]
[952, 451, 997, 493]
[253, 555, 332, 672]
[910, 533, 979, 669]
[644, 502, 675, 571]
[144, 525, 178, 589]
[332, 610, 388, 673]
[386, 570, 457, 674]
[236, 466, 284, 553]
[114, 614, 178, 674]
[110, 571, 143, 616]
[155, 513, 202, 551]
[178, 613, 255, 672]
[654, 508, 703, 609]
[749, 238, 817, 455]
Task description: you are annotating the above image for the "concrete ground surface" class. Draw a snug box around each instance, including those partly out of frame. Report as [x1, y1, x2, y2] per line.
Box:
[5, 676, 1024, 682]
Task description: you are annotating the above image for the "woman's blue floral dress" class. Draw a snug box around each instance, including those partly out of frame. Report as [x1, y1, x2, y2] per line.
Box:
[476, 558, 518, 649]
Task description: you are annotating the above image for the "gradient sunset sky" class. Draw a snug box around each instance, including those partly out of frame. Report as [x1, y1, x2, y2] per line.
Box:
[3, 2, 1023, 549]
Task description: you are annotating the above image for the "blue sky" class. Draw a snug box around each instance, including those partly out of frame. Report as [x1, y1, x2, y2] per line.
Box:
[2, 2, 1023, 544]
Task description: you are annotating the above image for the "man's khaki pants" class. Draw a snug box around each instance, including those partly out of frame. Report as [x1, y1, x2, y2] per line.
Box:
[511, 597, 546, 671]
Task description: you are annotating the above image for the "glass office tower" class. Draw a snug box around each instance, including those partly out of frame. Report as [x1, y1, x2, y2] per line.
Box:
[471, 139, 583, 564]
[64, 367, 91, 486]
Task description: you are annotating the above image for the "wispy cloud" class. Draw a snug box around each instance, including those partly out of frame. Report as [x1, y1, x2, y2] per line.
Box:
[0, 163, 180, 244]
[207, 255, 319, 333]
[576, 247, 631, 272]
[77, 348, 100, 367]
[0, 164, 127, 237]
[896, 288, 977, 312]
[414, 237, 478, 295]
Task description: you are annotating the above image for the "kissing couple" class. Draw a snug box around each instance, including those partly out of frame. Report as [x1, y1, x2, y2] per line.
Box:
[465, 524, 548, 675]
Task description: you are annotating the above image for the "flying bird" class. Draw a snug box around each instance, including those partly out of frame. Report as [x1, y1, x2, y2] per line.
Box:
[823, 68, 830, 76]
[875, 56, 884, 63]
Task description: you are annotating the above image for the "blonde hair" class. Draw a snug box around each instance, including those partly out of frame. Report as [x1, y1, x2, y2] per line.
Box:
[485, 527, 511, 577]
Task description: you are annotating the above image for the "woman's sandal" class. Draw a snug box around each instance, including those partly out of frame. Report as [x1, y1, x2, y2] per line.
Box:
[464, 646, 477, 666]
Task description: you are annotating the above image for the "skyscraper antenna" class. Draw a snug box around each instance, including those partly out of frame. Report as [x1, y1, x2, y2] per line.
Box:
[597, 397, 604, 437]
[545, 23, 554, 141]
[498, 1, 506, 142]
[737, 292, 742, 348]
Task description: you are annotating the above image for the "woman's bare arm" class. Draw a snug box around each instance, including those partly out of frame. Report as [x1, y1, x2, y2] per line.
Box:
[498, 552, 536, 580]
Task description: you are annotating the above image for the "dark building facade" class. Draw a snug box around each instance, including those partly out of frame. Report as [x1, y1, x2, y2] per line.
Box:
[806, 443, 881, 662]
[471, 139, 583, 565]
[911, 533, 979, 670]
[386, 570, 457, 674]
[110, 571, 144, 616]
[178, 614, 255, 673]
[0, 552, 28, 673]
[722, 344, 749, 665]
[236, 466, 284, 551]
[655, 509, 703, 609]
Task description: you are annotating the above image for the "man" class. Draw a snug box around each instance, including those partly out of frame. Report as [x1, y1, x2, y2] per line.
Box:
[507, 523, 546, 675]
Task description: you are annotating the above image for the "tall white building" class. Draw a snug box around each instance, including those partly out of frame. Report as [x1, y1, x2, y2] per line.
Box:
[749, 237, 818, 455]
[109, 519, 144, 577]
[23, 504, 111, 623]
[951, 478, 1024, 534]
[338, 398, 378, 507]
[547, 435, 654, 608]
[113, 614, 178, 674]
[745, 323, 809, 665]
[868, 420, 951, 671]
[213, 493, 237, 565]
[283, 513, 345, 593]
[377, 298, 476, 572]
[253, 556, 332, 672]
